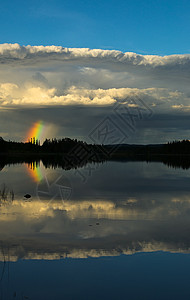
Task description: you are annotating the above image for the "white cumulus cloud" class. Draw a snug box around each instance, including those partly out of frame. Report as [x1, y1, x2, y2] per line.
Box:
[0, 43, 190, 68]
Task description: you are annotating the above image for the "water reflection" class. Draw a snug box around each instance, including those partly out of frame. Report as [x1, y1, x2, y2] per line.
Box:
[0, 184, 190, 260]
[1, 152, 190, 174]
[26, 161, 43, 182]
[0, 159, 190, 262]
[1, 160, 190, 299]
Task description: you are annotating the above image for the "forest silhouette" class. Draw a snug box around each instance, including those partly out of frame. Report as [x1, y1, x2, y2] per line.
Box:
[0, 137, 190, 170]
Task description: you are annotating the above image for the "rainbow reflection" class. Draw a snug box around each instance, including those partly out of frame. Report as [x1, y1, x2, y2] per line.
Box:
[26, 162, 44, 183]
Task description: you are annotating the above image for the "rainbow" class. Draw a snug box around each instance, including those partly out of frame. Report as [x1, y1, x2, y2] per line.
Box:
[26, 121, 45, 143]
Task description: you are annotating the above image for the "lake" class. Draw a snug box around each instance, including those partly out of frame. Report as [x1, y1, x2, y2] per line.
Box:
[0, 160, 190, 299]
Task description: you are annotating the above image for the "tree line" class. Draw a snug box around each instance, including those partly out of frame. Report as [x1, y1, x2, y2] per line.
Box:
[0, 137, 190, 156]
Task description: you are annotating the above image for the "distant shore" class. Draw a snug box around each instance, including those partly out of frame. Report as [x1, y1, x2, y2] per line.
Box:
[0, 137, 190, 170]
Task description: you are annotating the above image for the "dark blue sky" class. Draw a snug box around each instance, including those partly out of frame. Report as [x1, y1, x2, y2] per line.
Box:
[0, 0, 190, 54]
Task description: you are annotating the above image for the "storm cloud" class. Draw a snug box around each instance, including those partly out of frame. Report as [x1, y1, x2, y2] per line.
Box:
[0, 43, 190, 142]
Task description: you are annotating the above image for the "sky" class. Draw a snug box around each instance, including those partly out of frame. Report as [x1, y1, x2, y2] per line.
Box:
[0, 0, 190, 144]
[1, 0, 190, 55]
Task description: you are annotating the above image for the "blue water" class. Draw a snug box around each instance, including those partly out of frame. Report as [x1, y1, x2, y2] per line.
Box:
[1, 253, 190, 300]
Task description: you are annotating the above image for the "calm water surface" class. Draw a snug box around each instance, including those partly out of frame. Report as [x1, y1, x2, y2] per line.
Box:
[0, 161, 190, 299]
